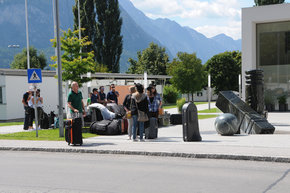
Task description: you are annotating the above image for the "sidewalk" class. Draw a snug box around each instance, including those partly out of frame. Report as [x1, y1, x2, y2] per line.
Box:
[0, 109, 290, 163]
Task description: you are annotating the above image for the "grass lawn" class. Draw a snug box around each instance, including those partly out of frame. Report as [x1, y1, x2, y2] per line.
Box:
[198, 108, 221, 113]
[0, 122, 24, 127]
[0, 128, 97, 141]
[163, 102, 214, 109]
[198, 115, 218, 119]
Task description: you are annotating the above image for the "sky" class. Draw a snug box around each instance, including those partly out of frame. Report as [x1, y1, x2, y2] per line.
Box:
[129, 0, 290, 40]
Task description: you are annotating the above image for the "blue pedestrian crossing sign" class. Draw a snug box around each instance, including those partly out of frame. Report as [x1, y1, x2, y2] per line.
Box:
[27, 69, 42, 83]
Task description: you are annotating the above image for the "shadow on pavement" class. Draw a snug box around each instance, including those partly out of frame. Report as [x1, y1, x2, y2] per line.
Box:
[82, 142, 116, 147]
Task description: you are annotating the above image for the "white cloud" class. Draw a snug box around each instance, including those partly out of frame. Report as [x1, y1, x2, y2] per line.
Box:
[195, 21, 241, 40]
[130, 0, 243, 39]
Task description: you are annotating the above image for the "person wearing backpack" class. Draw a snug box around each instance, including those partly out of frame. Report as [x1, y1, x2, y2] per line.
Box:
[131, 83, 149, 142]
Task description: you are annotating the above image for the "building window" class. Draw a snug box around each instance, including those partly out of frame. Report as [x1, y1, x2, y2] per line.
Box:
[257, 21, 290, 107]
[197, 92, 203, 97]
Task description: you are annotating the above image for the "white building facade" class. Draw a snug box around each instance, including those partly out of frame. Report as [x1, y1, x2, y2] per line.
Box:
[242, 4, 290, 109]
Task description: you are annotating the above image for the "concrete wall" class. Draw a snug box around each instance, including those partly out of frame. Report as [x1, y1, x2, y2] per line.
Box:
[2, 75, 59, 120]
[242, 4, 290, 99]
[0, 76, 7, 120]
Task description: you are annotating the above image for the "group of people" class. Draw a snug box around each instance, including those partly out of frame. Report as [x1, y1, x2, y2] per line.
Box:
[22, 81, 162, 143]
[22, 88, 44, 130]
[88, 84, 119, 106]
[123, 83, 162, 141]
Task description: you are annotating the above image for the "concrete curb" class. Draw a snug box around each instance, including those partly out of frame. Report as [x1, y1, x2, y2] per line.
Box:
[1, 147, 290, 163]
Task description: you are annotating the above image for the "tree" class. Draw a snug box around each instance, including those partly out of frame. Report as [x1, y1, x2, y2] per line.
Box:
[73, 0, 97, 55]
[205, 51, 241, 94]
[51, 29, 107, 87]
[127, 42, 169, 75]
[10, 47, 47, 69]
[95, 0, 123, 73]
[255, 0, 284, 6]
[168, 52, 207, 101]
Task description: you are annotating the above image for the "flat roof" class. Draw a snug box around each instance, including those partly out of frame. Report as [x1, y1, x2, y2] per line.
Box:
[0, 69, 171, 80]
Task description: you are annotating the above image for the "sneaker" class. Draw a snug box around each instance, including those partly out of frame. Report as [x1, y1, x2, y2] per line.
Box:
[127, 136, 131, 140]
[140, 139, 145, 142]
[132, 139, 138, 142]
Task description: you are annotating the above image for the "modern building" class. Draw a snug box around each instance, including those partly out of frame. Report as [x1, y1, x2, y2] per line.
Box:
[242, 3, 290, 110]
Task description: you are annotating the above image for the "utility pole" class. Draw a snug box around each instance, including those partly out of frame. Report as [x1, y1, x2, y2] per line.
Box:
[25, 0, 30, 69]
[54, 0, 64, 137]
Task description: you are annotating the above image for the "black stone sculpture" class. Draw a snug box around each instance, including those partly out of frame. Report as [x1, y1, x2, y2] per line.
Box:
[215, 113, 239, 136]
[245, 69, 264, 115]
[182, 102, 202, 141]
[216, 91, 275, 134]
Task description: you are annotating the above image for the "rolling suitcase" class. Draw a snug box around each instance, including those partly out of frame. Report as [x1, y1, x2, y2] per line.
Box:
[64, 117, 83, 145]
[145, 117, 158, 139]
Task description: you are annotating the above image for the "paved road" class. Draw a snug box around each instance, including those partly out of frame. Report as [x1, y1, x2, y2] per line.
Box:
[0, 151, 289, 193]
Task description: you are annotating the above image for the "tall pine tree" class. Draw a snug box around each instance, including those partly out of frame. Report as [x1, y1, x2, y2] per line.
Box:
[73, 0, 96, 55]
[95, 0, 123, 73]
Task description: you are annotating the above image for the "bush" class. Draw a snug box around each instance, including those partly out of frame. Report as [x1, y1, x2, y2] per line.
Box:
[177, 98, 186, 113]
[163, 85, 179, 104]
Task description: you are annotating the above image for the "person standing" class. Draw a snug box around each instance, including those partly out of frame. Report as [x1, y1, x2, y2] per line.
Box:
[123, 86, 136, 140]
[32, 89, 44, 129]
[147, 86, 159, 119]
[67, 82, 86, 126]
[98, 86, 107, 105]
[107, 84, 119, 104]
[150, 83, 163, 115]
[22, 89, 32, 130]
[27, 92, 35, 129]
[131, 83, 148, 142]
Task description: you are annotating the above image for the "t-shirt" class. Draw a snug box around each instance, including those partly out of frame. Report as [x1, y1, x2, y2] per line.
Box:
[91, 93, 98, 104]
[99, 92, 106, 101]
[107, 91, 118, 104]
[68, 90, 83, 113]
[23, 92, 29, 106]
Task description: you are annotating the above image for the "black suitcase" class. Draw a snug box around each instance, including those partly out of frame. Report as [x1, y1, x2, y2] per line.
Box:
[170, 114, 182, 125]
[107, 119, 122, 135]
[64, 118, 83, 145]
[40, 112, 49, 129]
[145, 117, 158, 139]
[90, 120, 111, 134]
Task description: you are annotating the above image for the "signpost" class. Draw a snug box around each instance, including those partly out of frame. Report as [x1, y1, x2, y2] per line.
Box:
[27, 69, 42, 137]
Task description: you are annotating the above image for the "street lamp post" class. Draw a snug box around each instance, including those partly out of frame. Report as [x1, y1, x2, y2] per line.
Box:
[54, 0, 64, 137]
[25, 0, 30, 69]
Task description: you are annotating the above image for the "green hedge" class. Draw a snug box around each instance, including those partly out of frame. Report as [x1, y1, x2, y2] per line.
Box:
[177, 98, 186, 113]
[163, 85, 179, 104]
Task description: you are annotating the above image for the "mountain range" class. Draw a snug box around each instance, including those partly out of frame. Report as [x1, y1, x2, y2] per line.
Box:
[0, 0, 241, 72]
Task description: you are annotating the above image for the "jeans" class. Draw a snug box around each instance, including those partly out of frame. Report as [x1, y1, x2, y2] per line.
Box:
[128, 118, 133, 138]
[132, 115, 144, 140]
[24, 106, 30, 129]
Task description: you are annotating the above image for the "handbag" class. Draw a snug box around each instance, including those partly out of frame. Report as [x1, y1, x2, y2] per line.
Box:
[135, 95, 149, 122]
[137, 110, 149, 122]
[158, 108, 164, 116]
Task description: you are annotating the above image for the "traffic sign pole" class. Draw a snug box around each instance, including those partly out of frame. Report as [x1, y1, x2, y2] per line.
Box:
[27, 69, 42, 138]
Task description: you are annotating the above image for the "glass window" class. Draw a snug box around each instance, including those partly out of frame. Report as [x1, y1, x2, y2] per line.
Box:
[257, 21, 290, 108]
